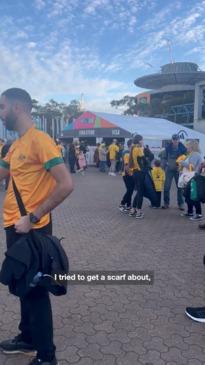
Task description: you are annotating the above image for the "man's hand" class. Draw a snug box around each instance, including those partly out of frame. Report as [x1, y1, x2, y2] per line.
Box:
[15, 215, 32, 233]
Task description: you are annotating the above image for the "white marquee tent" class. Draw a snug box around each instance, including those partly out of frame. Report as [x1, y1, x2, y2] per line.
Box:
[94, 112, 205, 155]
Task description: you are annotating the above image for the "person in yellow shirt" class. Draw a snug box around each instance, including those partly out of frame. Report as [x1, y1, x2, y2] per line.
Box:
[0, 88, 73, 365]
[119, 139, 135, 212]
[129, 134, 145, 219]
[151, 160, 165, 208]
[108, 139, 119, 176]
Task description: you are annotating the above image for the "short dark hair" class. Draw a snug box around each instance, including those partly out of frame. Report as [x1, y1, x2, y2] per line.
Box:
[2, 88, 32, 112]
[127, 139, 132, 147]
[133, 134, 143, 145]
[172, 134, 179, 141]
[154, 159, 161, 167]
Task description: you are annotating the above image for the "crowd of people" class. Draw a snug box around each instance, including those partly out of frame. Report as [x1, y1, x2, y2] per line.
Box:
[0, 88, 205, 365]
[116, 133, 205, 225]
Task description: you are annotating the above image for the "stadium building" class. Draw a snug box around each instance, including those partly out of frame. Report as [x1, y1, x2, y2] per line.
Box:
[135, 62, 205, 132]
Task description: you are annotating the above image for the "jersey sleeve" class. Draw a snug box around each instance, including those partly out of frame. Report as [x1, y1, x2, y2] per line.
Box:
[36, 133, 64, 171]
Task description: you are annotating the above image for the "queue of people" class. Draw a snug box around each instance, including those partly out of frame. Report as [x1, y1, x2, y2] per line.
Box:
[93, 139, 125, 175]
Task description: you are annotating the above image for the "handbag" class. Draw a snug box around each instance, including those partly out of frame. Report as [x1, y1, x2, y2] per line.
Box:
[190, 179, 198, 201]
[11, 178, 69, 296]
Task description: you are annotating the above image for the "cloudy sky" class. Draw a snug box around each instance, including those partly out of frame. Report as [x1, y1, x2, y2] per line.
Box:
[0, 0, 205, 112]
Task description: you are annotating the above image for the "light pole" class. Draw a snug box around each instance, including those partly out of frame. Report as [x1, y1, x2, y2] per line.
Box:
[165, 39, 174, 64]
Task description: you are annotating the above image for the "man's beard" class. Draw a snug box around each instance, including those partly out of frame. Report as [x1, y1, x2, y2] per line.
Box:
[4, 112, 17, 131]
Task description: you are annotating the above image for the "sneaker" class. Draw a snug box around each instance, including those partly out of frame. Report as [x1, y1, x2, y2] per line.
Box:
[161, 205, 169, 209]
[119, 204, 125, 209]
[122, 206, 131, 213]
[180, 212, 193, 217]
[28, 357, 59, 365]
[185, 307, 205, 323]
[129, 209, 136, 217]
[0, 334, 36, 355]
[190, 215, 203, 221]
[135, 212, 144, 219]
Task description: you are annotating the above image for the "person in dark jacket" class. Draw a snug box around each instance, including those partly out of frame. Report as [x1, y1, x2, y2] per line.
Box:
[162, 134, 187, 210]
[68, 142, 76, 173]
[144, 145, 154, 170]
[0, 88, 73, 365]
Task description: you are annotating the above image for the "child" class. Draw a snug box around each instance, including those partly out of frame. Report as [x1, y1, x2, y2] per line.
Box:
[151, 160, 165, 208]
[77, 149, 87, 175]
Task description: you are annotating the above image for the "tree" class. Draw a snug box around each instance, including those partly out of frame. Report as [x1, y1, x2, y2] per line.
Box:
[31, 98, 83, 138]
[111, 95, 138, 115]
[111, 90, 195, 121]
[63, 100, 82, 123]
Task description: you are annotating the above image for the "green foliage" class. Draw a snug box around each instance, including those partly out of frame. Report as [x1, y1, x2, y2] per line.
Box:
[110, 90, 194, 120]
[32, 99, 82, 121]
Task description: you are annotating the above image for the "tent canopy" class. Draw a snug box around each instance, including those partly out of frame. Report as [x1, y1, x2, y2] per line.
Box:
[62, 110, 205, 154]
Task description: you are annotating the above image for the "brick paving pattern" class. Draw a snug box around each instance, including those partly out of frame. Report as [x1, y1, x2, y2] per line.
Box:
[0, 167, 205, 365]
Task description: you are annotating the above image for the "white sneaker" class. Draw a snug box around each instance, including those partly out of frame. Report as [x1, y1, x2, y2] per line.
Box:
[135, 212, 144, 219]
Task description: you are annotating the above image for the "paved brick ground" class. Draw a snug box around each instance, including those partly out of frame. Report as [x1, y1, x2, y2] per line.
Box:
[0, 167, 205, 365]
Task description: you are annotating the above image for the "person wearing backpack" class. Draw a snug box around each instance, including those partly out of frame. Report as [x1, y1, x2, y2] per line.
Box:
[0, 88, 73, 365]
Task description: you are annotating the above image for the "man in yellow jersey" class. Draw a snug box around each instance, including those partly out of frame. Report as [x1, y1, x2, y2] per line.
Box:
[0, 88, 73, 365]
[108, 139, 119, 176]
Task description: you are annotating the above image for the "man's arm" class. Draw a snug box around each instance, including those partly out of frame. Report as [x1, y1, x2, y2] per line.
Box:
[15, 164, 73, 233]
[33, 164, 73, 220]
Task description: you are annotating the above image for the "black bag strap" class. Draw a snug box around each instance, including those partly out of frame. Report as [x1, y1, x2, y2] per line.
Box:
[12, 178, 27, 216]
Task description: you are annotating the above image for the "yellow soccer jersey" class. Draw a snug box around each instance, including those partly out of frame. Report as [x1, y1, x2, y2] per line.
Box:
[131, 146, 144, 171]
[151, 167, 165, 192]
[108, 144, 119, 160]
[0, 126, 64, 228]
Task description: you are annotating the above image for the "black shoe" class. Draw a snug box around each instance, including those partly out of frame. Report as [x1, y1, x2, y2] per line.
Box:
[199, 222, 205, 229]
[161, 205, 169, 209]
[28, 357, 59, 365]
[185, 307, 205, 323]
[180, 212, 193, 217]
[0, 334, 36, 355]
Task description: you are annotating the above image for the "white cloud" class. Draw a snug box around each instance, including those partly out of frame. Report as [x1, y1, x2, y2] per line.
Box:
[27, 42, 37, 49]
[1, 0, 205, 112]
[0, 38, 131, 113]
[35, 0, 46, 10]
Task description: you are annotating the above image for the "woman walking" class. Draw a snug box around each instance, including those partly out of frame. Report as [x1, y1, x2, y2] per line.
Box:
[129, 135, 146, 219]
[179, 140, 203, 221]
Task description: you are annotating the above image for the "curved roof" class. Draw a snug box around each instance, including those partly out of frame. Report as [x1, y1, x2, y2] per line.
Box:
[135, 62, 205, 89]
[93, 111, 205, 154]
